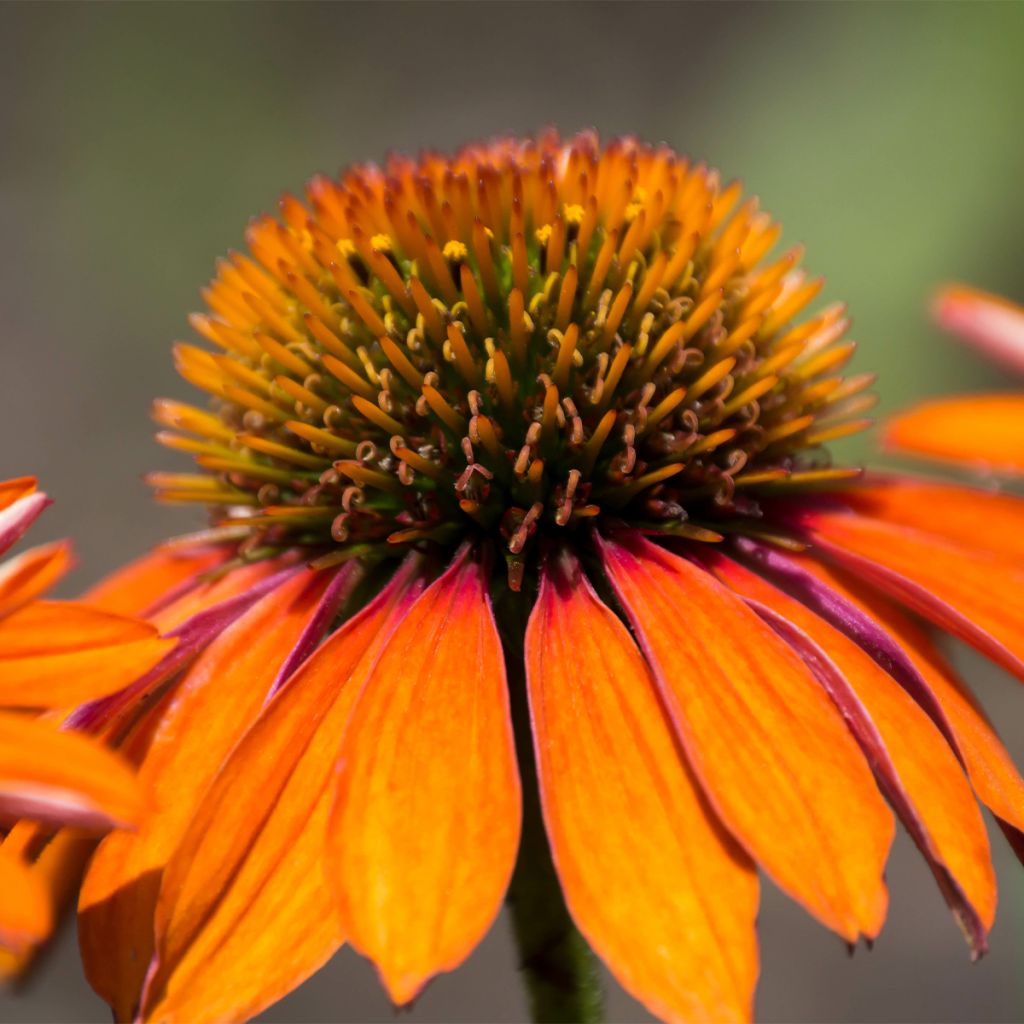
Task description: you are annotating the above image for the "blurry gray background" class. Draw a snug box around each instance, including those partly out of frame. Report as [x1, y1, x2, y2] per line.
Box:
[2, 2, 1024, 1021]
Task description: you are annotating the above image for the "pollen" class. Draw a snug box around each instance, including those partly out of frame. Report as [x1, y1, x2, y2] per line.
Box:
[152, 131, 874, 587]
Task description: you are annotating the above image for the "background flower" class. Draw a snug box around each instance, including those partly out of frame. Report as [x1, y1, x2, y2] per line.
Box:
[2, 4, 1024, 1023]
[0, 478, 168, 957]
[884, 286, 1024, 474]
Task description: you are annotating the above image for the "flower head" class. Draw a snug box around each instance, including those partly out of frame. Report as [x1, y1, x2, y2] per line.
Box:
[9, 134, 1024, 1024]
[153, 131, 868, 585]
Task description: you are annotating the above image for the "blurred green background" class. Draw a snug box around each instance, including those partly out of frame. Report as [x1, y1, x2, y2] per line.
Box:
[2, 2, 1024, 1022]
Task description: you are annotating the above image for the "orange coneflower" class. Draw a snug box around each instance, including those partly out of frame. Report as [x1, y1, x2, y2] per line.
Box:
[8, 133, 1024, 1024]
[884, 284, 1024, 474]
[0, 477, 171, 954]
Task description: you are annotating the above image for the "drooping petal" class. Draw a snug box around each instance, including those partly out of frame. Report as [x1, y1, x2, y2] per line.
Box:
[0, 541, 73, 620]
[526, 552, 759, 1023]
[328, 550, 521, 1005]
[882, 394, 1024, 475]
[932, 284, 1024, 374]
[788, 553, 1024, 842]
[265, 560, 367, 698]
[0, 847, 51, 953]
[146, 557, 287, 634]
[0, 711, 144, 830]
[84, 545, 231, 617]
[0, 602, 175, 708]
[78, 567, 338, 1019]
[65, 561, 295, 735]
[0, 480, 50, 559]
[139, 560, 424, 1024]
[705, 551, 994, 954]
[596, 530, 893, 942]
[841, 476, 1024, 563]
[803, 509, 1024, 682]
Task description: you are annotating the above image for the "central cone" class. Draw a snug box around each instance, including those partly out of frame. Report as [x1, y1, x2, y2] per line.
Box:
[151, 131, 874, 587]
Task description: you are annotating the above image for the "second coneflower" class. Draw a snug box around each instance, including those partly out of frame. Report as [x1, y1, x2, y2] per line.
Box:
[7, 133, 1024, 1024]
[0, 477, 168, 955]
[884, 284, 1024, 474]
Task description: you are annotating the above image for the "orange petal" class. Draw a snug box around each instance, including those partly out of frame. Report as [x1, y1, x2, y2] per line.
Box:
[883, 394, 1024, 475]
[596, 531, 893, 941]
[328, 550, 521, 1005]
[842, 476, 1024, 563]
[706, 552, 995, 951]
[0, 711, 144, 830]
[0, 541, 73, 620]
[0, 601, 175, 708]
[78, 567, 337, 1020]
[526, 552, 759, 1022]
[932, 283, 1024, 374]
[804, 509, 1024, 682]
[147, 556, 285, 634]
[64, 560, 298, 743]
[139, 560, 425, 1024]
[792, 554, 1024, 840]
[85, 545, 231, 617]
[0, 477, 37, 512]
[0, 846, 51, 953]
[0, 823, 95, 977]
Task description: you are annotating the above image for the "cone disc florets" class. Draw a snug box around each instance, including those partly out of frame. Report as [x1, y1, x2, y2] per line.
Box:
[152, 131, 874, 587]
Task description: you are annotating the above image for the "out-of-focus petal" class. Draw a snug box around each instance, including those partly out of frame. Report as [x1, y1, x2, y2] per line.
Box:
[78, 568, 337, 1020]
[790, 554, 1024, 842]
[0, 823, 95, 978]
[0, 479, 49, 559]
[707, 551, 994, 954]
[0, 478, 37, 513]
[328, 551, 521, 1006]
[932, 284, 1024, 374]
[139, 560, 424, 1024]
[596, 530, 893, 942]
[0, 541, 74, 620]
[883, 394, 1024, 475]
[526, 552, 759, 1023]
[0, 847, 51, 953]
[0, 602, 175, 708]
[0, 711, 144, 830]
[804, 510, 1024, 682]
[84, 545, 231, 617]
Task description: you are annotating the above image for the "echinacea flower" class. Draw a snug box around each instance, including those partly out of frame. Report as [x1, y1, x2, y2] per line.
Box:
[9, 133, 1024, 1024]
[884, 284, 1024, 474]
[0, 477, 171, 955]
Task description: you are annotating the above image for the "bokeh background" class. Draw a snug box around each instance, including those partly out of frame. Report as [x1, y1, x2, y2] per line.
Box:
[2, 2, 1024, 1021]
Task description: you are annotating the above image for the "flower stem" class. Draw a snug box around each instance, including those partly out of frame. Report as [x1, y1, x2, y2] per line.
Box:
[505, 649, 605, 1024]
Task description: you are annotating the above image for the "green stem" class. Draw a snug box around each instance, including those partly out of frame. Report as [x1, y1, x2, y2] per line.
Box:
[504, 647, 605, 1024]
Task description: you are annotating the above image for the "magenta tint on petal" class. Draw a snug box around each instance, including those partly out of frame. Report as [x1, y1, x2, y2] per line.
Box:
[135, 547, 236, 620]
[751, 598, 989, 959]
[0, 493, 51, 558]
[266, 561, 365, 699]
[733, 537, 964, 755]
[801, 530, 1024, 687]
[934, 286, 1024, 375]
[65, 566, 302, 734]
[0, 786, 130, 832]
[998, 820, 1024, 869]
